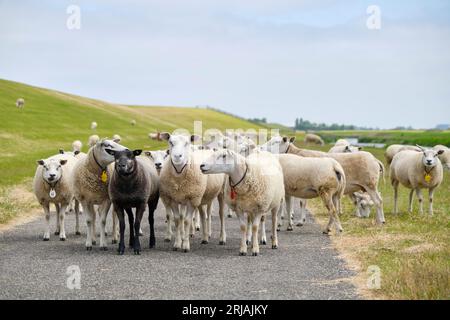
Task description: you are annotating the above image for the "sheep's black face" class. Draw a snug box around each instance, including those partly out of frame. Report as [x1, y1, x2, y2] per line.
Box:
[113, 149, 142, 176]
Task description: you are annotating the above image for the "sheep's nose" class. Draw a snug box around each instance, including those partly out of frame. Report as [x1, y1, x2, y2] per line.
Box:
[200, 164, 205, 169]
[174, 154, 182, 159]
[155, 163, 161, 168]
[49, 174, 56, 179]
[427, 160, 432, 165]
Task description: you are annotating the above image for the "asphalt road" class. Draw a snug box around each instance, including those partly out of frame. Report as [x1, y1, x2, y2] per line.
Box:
[0, 200, 359, 300]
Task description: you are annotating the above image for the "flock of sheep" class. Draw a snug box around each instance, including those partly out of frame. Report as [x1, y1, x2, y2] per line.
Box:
[32, 130, 450, 256]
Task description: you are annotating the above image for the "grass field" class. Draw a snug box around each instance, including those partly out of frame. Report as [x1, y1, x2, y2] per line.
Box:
[0, 79, 448, 299]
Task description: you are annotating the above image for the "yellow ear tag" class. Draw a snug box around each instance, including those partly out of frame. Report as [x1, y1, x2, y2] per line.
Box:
[424, 174, 432, 183]
[101, 170, 108, 183]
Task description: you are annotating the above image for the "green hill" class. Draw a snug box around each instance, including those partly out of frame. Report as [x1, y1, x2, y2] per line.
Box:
[0, 79, 266, 187]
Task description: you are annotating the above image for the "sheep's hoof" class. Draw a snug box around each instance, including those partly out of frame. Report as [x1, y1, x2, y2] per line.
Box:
[86, 246, 92, 251]
[296, 223, 303, 227]
[172, 247, 178, 251]
[75, 231, 81, 236]
[59, 237, 66, 241]
[183, 249, 189, 253]
[190, 234, 194, 238]
[276, 227, 280, 232]
[43, 238, 49, 241]
[105, 232, 108, 236]
[272, 245, 278, 249]
[287, 226, 293, 231]
[201, 240, 208, 244]
[100, 246, 108, 251]
[196, 227, 200, 232]
[239, 252, 247, 256]
[219, 241, 226, 245]
[260, 240, 267, 245]
[54, 231, 60, 236]
[111, 239, 117, 244]
[246, 240, 250, 245]
[118, 250, 124, 255]
[134, 249, 140, 255]
[323, 230, 331, 235]
[92, 241, 97, 245]
[252, 252, 258, 256]
[164, 238, 171, 243]
[149, 244, 155, 249]
[281, 216, 285, 220]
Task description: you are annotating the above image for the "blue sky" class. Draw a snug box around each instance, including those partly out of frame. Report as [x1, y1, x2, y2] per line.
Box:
[1, 0, 449, 128]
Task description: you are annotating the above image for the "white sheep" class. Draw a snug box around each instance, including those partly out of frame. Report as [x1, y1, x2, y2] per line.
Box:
[33, 153, 79, 240]
[385, 144, 421, 166]
[260, 135, 386, 224]
[334, 139, 350, 147]
[352, 191, 374, 218]
[433, 145, 450, 170]
[88, 134, 100, 147]
[304, 133, 325, 146]
[391, 146, 445, 215]
[90, 121, 98, 130]
[200, 149, 284, 256]
[72, 140, 83, 153]
[277, 154, 346, 234]
[130, 120, 136, 126]
[159, 133, 226, 251]
[72, 138, 127, 250]
[16, 98, 25, 109]
[112, 134, 121, 143]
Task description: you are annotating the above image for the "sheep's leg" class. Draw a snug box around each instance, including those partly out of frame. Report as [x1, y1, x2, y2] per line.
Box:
[408, 189, 415, 213]
[285, 195, 293, 231]
[111, 206, 118, 244]
[259, 215, 267, 245]
[54, 204, 60, 235]
[351, 194, 361, 217]
[98, 201, 111, 250]
[126, 208, 135, 247]
[189, 207, 195, 238]
[297, 199, 307, 226]
[251, 213, 262, 256]
[322, 192, 343, 234]
[392, 180, 399, 214]
[148, 193, 159, 248]
[43, 203, 51, 241]
[133, 203, 146, 255]
[428, 188, 435, 216]
[75, 200, 81, 235]
[172, 204, 182, 251]
[198, 205, 209, 244]
[218, 193, 226, 245]
[271, 207, 279, 249]
[194, 208, 201, 232]
[227, 204, 233, 218]
[91, 206, 97, 245]
[58, 203, 68, 241]
[182, 204, 195, 252]
[207, 203, 213, 239]
[83, 203, 95, 250]
[164, 202, 173, 242]
[115, 206, 126, 255]
[237, 212, 248, 256]
[246, 214, 252, 245]
[415, 188, 424, 214]
[366, 188, 385, 224]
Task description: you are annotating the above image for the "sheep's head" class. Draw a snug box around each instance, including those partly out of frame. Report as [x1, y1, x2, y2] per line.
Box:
[37, 158, 67, 184]
[417, 145, 444, 169]
[434, 145, 450, 170]
[145, 149, 169, 172]
[161, 132, 199, 167]
[343, 145, 362, 153]
[238, 140, 256, 157]
[106, 149, 141, 176]
[354, 192, 374, 218]
[96, 138, 127, 165]
[200, 149, 237, 175]
[259, 135, 295, 154]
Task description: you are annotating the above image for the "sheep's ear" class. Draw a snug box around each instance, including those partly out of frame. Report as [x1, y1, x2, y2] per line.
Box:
[289, 137, 296, 143]
[59, 149, 65, 154]
[165, 149, 170, 155]
[74, 150, 80, 155]
[345, 146, 350, 151]
[191, 135, 200, 143]
[282, 136, 288, 143]
[358, 147, 363, 151]
[197, 145, 204, 150]
[437, 150, 445, 156]
[105, 149, 115, 156]
[133, 150, 142, 157]
[60, 159, 68, 166]
[160, 132, 170, 141]
[113, 138, 121, 143]
[37, 160, 45, 166]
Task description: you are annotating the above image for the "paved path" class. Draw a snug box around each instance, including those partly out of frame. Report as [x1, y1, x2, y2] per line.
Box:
[0, 201, 359, 299]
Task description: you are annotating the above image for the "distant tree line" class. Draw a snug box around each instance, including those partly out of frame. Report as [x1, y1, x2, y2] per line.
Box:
[293, 118, 376, 131]
[248, 117, 267, 124]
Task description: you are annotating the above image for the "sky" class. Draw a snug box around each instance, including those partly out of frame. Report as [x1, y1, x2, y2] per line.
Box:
[1, 0, 449, 129]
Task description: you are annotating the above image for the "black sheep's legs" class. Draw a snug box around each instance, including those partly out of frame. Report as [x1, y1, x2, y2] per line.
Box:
[116, 206, 126, 255]
[133, 204, 146, 255]
[148, 193, 159, 248]
[125, 208, 134, 247]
